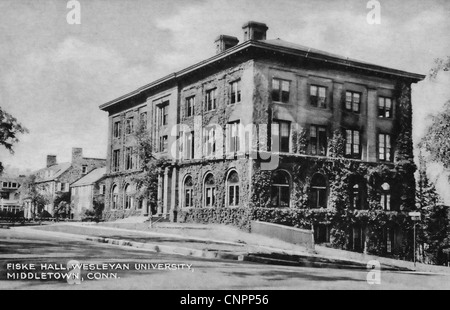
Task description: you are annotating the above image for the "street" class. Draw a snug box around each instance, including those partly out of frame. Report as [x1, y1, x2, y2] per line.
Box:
[0, 229, 449, 290]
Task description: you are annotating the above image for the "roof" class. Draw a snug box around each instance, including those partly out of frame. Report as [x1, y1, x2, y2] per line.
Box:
[71, 167, 106, 187]
[34, 163, 72, 183]
[100, 38, 426, 111]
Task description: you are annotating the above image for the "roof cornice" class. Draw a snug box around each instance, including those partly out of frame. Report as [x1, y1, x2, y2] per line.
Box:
[99, 40, 425, 111]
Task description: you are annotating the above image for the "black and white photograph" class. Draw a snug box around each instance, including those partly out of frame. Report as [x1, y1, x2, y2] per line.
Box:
[0, 0, 449, 293]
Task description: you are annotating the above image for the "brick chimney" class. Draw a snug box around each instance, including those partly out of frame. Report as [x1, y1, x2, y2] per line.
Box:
[242, 21, 268, 41]
[214, 35, 239, 54]
[46, 155, 57, 168]
[72, 147, 83, 163]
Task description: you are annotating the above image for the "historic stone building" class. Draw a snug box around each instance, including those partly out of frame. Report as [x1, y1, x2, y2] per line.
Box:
[99, 22, 424, 254]
[70, 167, 106, 220]
[23, 148, 106, 218]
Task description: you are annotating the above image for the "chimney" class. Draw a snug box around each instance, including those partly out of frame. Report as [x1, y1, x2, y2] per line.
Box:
[72, 147, 83, 163]
[214, 35, 239, 54]
[242, 21, 268, 41]
[46, 155, 57, 168]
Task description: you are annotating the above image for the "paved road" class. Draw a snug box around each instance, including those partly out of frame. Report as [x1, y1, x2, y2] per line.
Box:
[0, 229, 449, 290]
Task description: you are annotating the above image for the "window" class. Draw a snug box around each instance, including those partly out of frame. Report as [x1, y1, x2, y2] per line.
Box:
[350, 181, 365, 210]
[380, 183, 391, 210]
[310, 125, 327, 156]
[310, 173, 328, 209]
[230, 80, 241, 104]
[159, 136, 168, 152]
[140, 112, 147, 129]
[100, 185, 106, 195]
[271, 170, 290, 208]
[124, 184, 133, 209]
[1, 192, 9, 200]
[227, 121, 240, 153]
[111, 185, 119, 209]
[113, 121, 122, 138]
[205, 89, 217, 111]
[82, 165, 88, 175]
[60, 183, 66, 192]
[272, 79, 290, 103]
[184, 176, 194, 208]
[272, 121, 290, 153]
[227, 171, 240, 207]
[345, 91, 361, 113]
[345, 130, 361, 159]
[378, 97, 392, 118]
[310, 85, 327, 108]
[379, 134, 392, 162]
[186, 96, 195, 117]
[112, 149, 121, 172]
[159, 104, 169, 126]
[183, 131, 195, 160]
[204, 173, 216, 207]
[125, 147, 135, 170]
[204, 127, 216, 156]
[125, 117, 134, 135]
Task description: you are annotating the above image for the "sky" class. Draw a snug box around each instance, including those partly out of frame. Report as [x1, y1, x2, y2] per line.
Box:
[0, 0, 449, 197]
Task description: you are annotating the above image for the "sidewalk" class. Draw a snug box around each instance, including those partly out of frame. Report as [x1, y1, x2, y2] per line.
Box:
[11, 222, 450, 274]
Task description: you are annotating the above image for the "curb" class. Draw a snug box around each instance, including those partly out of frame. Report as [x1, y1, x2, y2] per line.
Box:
[61, 223, 246, 247]
[9, 226, 413, 272]
[238, 254, 410, 271]
[10, 226, 243, 262]
[84, 236, 243, 261]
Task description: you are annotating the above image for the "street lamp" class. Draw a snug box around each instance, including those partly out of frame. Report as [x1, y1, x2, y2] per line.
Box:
[409, 211, 421, 269]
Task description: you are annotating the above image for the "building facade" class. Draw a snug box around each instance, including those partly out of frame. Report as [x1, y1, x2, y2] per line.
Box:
[0, 176, 24, 214]
[99, 22, 424, 254]
[24, 148, 106, 218]
[70, 167, 106, 220]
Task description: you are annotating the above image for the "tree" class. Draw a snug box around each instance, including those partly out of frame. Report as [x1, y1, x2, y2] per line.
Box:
[21, 174, 49, 221]
[429, 56, 450, 79]
[416, 150, 449, 264]
[83, 197, 104, 223]
[421, 57, 450, 180]
[54, 191, 71, 220]
[132, 123, 171, 216]
[0, 107, 28, 174]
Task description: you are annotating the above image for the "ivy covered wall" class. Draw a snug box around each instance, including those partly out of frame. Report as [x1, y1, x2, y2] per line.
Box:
[180, 79, 417, 258]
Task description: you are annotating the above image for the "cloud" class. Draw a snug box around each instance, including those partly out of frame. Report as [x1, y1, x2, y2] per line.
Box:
[0, 37, 152, 170]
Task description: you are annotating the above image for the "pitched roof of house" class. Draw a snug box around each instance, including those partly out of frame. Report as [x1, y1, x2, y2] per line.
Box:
[34, 163, 72, 183]
[99, 37, 426, 111]
[71, 167, 106, 187]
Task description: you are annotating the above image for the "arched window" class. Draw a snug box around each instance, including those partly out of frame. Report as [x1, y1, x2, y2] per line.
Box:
[350, 179, 365, 210]
[184, 176, 194, 208]
[227, 171, 240, 207]
[351, 184, 361, 209]
[111, 184, 119, 209]
[124, 184, 134, 209]
[271, 170, 290, 208]
[204, 173, 216, 207]
[381, 182, 391, 210]
[310, 173, 328, 209]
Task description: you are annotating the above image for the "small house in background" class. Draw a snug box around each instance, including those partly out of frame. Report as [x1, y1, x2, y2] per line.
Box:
[23, 147, 106, 218]
[0, 176, 25, 214]
[70, 167, 106, 220]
